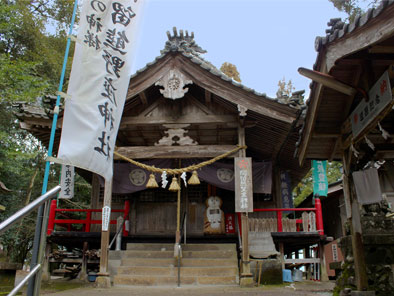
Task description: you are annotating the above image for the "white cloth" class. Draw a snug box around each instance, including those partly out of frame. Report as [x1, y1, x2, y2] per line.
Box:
[55, 0, 144, 180]
[352, 168, 383, 205]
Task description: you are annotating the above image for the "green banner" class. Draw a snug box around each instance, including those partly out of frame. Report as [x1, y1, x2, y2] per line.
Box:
[312, 160, 328, 197]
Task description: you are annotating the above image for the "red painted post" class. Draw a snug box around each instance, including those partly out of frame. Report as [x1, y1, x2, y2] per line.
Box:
[315, 198, 324, 235]
[47, 199, 57, 235]
[86, 211, 91, 232]
[237, 212, 242, 236]
[277, 210, 283, 232]
[123, 200, 130, 236]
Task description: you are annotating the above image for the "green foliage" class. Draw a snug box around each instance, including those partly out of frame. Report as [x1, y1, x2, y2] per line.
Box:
[220, 62, 241, 82]
[329, 0, 380, 22]
[293, 161, 343, 206]
[0, 1, 84, 264]
[0, 0, 76, 102]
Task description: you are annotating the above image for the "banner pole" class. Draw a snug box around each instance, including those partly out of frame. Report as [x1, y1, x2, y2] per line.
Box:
[27, 1, 79, 295]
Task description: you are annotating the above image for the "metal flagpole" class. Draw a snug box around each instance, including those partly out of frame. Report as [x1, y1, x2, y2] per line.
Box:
[27, 1, 79, 295]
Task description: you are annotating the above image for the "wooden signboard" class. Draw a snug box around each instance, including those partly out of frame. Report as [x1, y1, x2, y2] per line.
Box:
[234, 157, 253, 212]
[351, 71, 393, 139]
[102, 206, 111, 232]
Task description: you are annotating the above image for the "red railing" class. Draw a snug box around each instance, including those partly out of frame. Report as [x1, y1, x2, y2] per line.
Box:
[238, 198, 324, 235]
[47, 200, 130, 236]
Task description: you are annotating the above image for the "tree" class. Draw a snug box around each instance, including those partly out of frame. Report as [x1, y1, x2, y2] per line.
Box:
[0, 0, 87, 264]
[220, 62, 241, 82]
[329, 0, 380, 21]
[293, 161, 343, 206]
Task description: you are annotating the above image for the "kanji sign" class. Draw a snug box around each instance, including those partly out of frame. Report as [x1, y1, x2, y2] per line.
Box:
[312, 160, 328, 197]
[102, 206, 111, 231]
[351, 71, 393, 139]
[59, 165, 74, 199]
[234, 157, 253, 212]
[280, 171, 293, 209]
[55, 0, 144, 181]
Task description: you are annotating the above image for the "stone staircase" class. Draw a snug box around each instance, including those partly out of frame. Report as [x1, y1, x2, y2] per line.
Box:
[110, 243, 239, 286]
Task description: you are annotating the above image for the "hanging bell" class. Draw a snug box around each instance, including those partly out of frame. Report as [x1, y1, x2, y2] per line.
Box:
[188, 170, 200, 185]
[146, 173, 159, 188]
[168, 177, 180, 192]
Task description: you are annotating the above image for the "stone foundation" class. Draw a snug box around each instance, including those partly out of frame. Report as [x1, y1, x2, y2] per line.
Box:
[334, 202, 394, 296]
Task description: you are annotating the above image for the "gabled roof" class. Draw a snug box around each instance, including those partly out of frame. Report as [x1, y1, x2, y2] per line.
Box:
[296, 1, 394, 165]
[129, 27, 304, 112]
[16, 28, 309, 184]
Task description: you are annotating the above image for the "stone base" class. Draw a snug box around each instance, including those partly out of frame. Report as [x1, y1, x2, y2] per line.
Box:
[350, 291, 375, 296]
[250, 259, 282, 285]
[239, 275, 254, 287]
[95, 275, 111, 288]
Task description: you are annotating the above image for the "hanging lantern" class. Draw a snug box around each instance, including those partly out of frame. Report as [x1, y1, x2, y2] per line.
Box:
[146, 173, 158, 188]
[169, 177, 180, 192]
[188, 170, 200, 185]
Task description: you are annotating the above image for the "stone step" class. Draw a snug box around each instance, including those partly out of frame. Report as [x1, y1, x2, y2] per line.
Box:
[117, 266, 238, 277]
[123, 249, 237, 259]
[121, 257, 237, 267]
[126, 243, 236, 251]
[113, 274, 238, 286]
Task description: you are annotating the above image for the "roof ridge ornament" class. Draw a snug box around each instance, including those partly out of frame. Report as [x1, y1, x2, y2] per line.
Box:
[161, 27, 207, 56]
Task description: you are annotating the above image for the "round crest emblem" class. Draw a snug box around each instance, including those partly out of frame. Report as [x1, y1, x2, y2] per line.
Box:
[129, 169, 146, 186]
[216, 168, 234, 183]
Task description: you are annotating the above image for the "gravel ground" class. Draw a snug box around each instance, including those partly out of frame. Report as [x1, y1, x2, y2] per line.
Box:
[42, 281, 334, 296]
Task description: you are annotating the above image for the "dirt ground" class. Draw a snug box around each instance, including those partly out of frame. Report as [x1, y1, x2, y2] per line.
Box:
[41, 280, 335, 296]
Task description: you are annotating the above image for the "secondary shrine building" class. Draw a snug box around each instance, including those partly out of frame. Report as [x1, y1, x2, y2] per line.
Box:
[16, 28, 326, 286]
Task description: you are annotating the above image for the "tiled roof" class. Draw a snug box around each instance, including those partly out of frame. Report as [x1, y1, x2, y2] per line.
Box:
[294, 0, 394, 159]
[131, 27, 304, 109]
[314, 0, 394, 54]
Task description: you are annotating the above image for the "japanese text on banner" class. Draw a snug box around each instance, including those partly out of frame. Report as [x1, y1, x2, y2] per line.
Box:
[55, 1, 144, 180]
[312, 160, 328, 197]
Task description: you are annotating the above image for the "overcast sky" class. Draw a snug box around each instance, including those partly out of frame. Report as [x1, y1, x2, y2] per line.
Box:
[131, 0, 348, 99]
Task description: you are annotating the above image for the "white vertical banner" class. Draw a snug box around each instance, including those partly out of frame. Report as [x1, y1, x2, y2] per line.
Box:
[55, 0, 144, 180]
[59, 165, 74, 199]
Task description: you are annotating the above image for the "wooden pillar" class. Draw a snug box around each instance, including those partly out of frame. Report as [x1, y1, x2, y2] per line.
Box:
[238, 123, 253, 286]
[342, 150, 368, 291]
[305, 247, 312, 280]
[96, 179, 112, 288]
[41, 243, 51, 282]
[91, 173, 100, 232]
[279, 243, 285, 271]
[78, 242, 89, 281]
[319, 242, 329, 281]
[273, 166, 283, 209]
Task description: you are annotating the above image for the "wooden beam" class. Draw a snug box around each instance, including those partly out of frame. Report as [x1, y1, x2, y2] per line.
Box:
[114, 145, 239, 159]
[284, 258, 320, 264]
[298, 67, 357, 97]
[325, 5, 394, 71]
[329, 137, 342, 161]
[121, 114, 236, 127]
[205, 89, 212, 105]
[312, 133, 340, 138]
[176, 55, 296, 124]
[298, 79, 325, 166]
[139, 91, 148, 105]
[19, 117, 62, 129]
[368, 45, 394, 54]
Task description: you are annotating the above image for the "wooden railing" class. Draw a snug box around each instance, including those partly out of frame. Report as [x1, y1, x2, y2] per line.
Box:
[238, 198, 324, 235]
[47, 200, 130, 236]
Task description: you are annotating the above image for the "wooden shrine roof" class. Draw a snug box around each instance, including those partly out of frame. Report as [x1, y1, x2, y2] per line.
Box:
[296, 1, 394, 165]
[15, 28, 310, 184]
